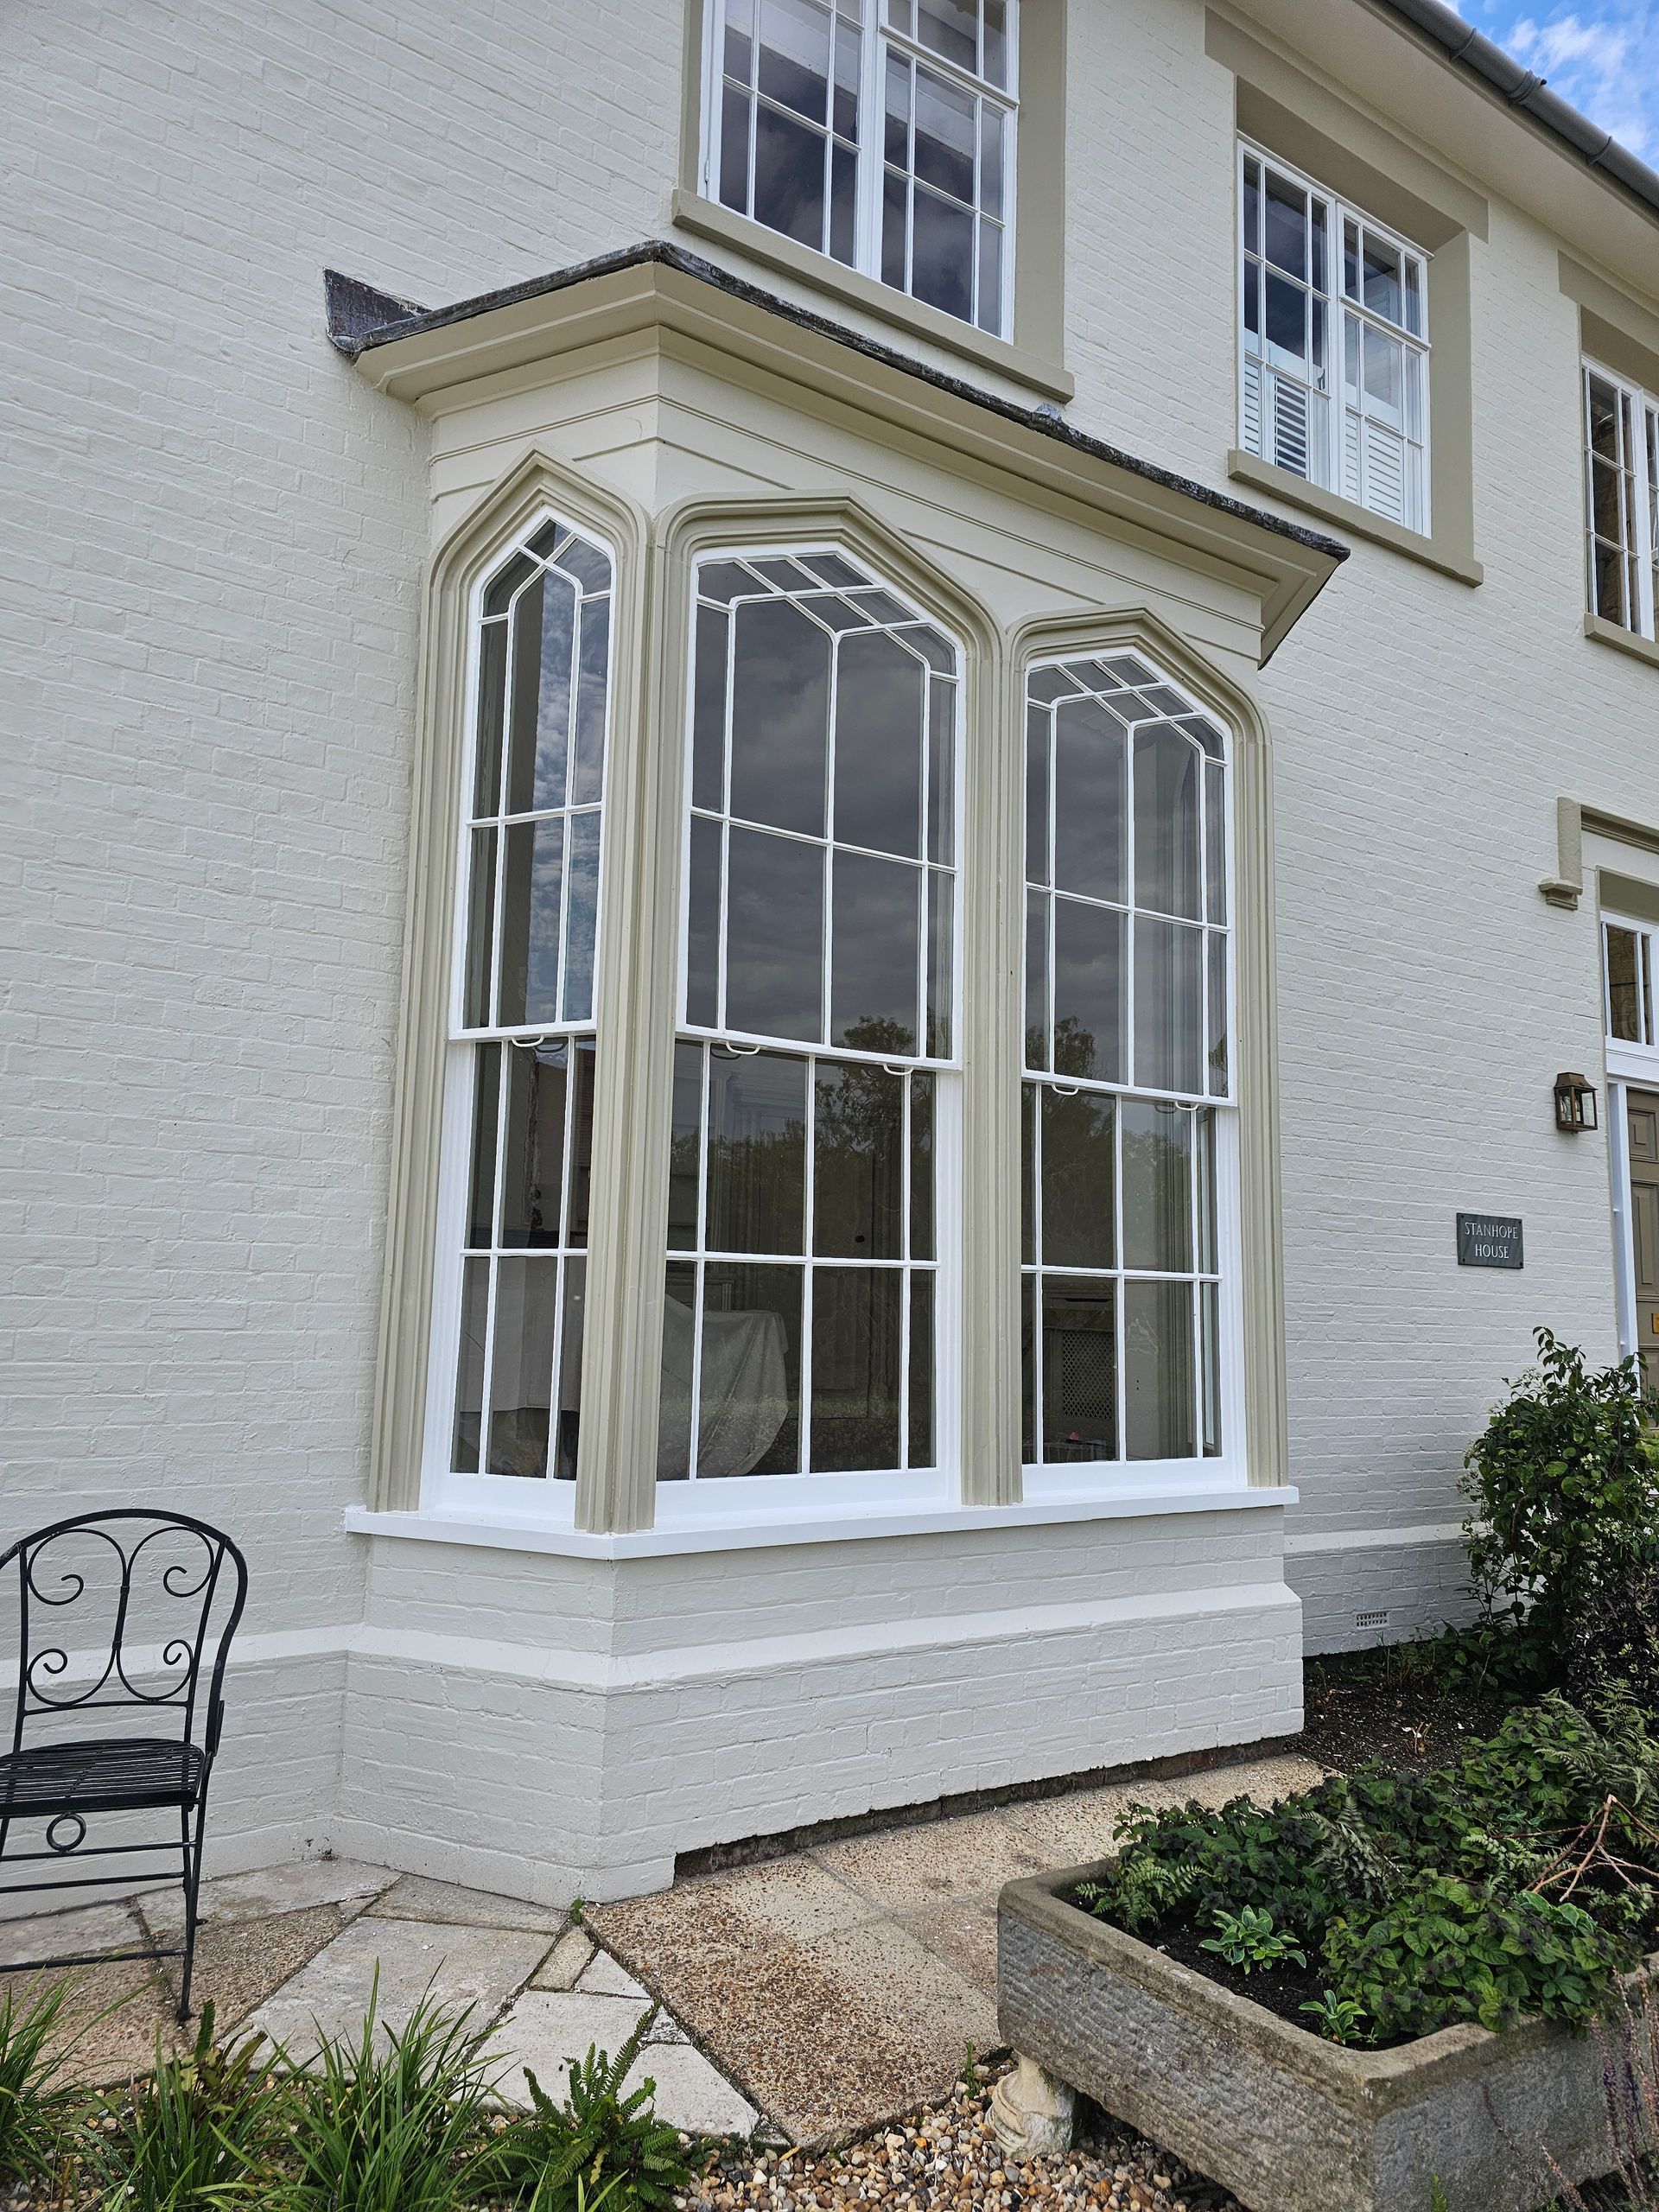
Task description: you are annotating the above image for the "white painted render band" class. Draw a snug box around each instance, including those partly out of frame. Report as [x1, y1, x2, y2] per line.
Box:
[1283, 1522, 1465, 1554]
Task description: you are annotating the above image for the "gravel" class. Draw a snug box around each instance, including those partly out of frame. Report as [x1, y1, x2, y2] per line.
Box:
[689, 2068, 1244, 2212]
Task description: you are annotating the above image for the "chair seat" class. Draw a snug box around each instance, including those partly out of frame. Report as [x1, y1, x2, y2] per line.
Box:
[0, 1738, 206, 1816]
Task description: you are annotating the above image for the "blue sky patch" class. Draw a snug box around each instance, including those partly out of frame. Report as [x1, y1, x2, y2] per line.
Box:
[1471, 3, 1659, 163]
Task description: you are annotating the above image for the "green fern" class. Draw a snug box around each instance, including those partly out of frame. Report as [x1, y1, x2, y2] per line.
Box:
[492, 2005, 695, 2211]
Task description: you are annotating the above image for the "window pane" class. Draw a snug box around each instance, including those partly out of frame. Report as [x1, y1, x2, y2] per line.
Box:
[913, 67, 975, 203]
[1265, 272, 1307, 365]
[658, 1262, 698, 1479]
[883, 166, 909, 289]
[563, 810, 601, 1022]
[1197, 1108, 1217, 1274]
[834, 627, 925, 856]
[1020, 1271, 1037, 1460]
[1134, 918, 1203, 1094]
[1588, 374, 1622, 461]
[466, 1046, 501, 1249]
[928, 677, 957, 867]
[1134, 725, 1200, 919]
[1608, 925, 1643, 1042]
[464, 827, 497, 1027]
[1200, 1280, 1221, 1457]
[811, 1268, 902, 1470]
[909, 1274, 934, 1467]
[729, 598, 830, 835]
[505, 569, 577, 817]
[1052, 897, 1125, 1082]
[1363, 324, 1403, 423]
[1025, 887, 1050, 1068]
[1207, 930, 1229, 1096]
[701, 1262, 802, 1472]
[500, 1042, 569, 1248]
[926, 866, 953, 1058]
[553, 1256, 585, 1479]
[753, 99, 828, 250]
[1041, 1277, 1117, 1462]
[1020, 1084, 1035, 1265]
[474, 621, 508, 817]
[910, 1071, 933, 1261]
[1053, 696, 1127, 904]
[1026, 703, 1050, 885]
[979, 103, 1003, 217]
[721, 83, 753, 213]
[498, 817, 564, 1027]
[692, 604, 729, 812]
[668, 1043, 703, 1249]
[757, 0, 833, 123]
[707, 1048, 807, 1254]
[1125, 1277, 1195, 1461]
[686, 816, 722, 1027]
[1361, 232, 1402, 324]
[726, 825, 824, 1040]
[1121, 1099, 1192, 1273]
[1205, 760, 1227, 923]
[1040, 1087, 1116, 1270]
[486, 1255, 559, 1476]
[726, 0, 755, 79]
[571, 595, 609, 807]
[909, 183, 974, 322]
[1263, 171, 1306, 280]
[915, 0, 977, 70]
[814, 1061, 905, 1256]
[452, 1257, 489, 1472]
[831, 849, 920, 1052]
[830, 141, 857, 262]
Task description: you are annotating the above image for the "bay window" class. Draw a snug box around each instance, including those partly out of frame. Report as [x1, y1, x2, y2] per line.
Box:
[1238, 142, 1431, 537]
[1021, 652, 1235, 1472]
[661, 550, 960, 1492]
[702, 0, 1016, 336]
[435, 516, 613, 1498]
[1585, 362, 1659, 642]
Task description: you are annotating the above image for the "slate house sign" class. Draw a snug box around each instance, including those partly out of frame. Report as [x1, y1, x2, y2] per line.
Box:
[1458, 1213, 1523, 1268]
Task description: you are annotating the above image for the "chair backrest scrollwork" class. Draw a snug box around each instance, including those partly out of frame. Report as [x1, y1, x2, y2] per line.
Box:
[0, 1512, 249, 1763]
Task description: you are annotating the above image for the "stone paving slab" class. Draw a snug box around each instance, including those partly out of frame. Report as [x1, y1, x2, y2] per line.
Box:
[241, 1915, 553, 2056]
[495, 1988, 760, 2133]
[366, 1874, 566, 1932]
[140, 1856, 391, 1938]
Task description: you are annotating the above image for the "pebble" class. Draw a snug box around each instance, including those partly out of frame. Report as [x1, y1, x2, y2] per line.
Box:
[691, 2069, 1244, 2212]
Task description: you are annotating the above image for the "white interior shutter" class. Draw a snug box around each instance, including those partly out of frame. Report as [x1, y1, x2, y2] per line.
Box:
[1241, 354, 1263, 459]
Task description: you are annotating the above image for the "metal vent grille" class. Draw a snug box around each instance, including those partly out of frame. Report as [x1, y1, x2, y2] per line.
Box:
[1355, 1609, 1389, 1631]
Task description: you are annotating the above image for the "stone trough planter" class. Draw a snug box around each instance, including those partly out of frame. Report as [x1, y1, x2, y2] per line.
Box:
[998, 1863, 1659, 2212]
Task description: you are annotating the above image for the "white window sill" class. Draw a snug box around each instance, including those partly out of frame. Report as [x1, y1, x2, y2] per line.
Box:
[344, 1482, 1295, 1561]
[1586, 610, 1659, 673]
[670, 188, 1074, 405]
[1225, 450, 1482, 587]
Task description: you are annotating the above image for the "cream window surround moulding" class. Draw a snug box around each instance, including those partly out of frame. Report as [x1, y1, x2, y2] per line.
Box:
[349, 253, 1338, 1535]
[1539, 796, 1659, 912]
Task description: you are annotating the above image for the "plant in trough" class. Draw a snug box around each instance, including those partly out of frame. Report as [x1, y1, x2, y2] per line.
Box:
[1298, 1991, 1367, 2044]
[491, 2005, 693, 2212]
[0, 1977, 86, 2187]
[1198, 1905, 1306, 1974]
[276, 1975, 505, 2212]
[93, 2003, 284, 2209]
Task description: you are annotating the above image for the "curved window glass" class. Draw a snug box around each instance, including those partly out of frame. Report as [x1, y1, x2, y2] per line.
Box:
[1020, 652, 1231, 1470]
[662, 550, 960, 1483]
[443, 518, 613, 1484]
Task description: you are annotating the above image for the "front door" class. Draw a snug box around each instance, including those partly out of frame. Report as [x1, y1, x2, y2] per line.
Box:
[1628, 1090, 1659, 1390]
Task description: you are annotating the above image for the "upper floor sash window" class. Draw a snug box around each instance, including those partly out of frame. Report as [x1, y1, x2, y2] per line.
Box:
[1585, 362, 1659, 643]
[703, 0, 1016, 337]
[1238, 142, 1431, 537]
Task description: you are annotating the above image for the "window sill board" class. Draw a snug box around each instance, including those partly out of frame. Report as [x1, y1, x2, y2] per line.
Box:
[344, 1484, 1295, 1561]
[1225, 451, 1483, 586]
[671, 188, 1074, 405]
[1586, 610, 1659, 672]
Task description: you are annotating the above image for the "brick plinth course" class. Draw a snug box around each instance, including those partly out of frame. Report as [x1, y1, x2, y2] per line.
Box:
[998, 1865, 1656, 2212]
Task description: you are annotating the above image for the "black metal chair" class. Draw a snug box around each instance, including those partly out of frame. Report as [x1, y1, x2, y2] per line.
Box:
[0, 1510, 247, 2021]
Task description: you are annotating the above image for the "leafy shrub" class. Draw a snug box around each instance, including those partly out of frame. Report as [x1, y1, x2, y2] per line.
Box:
[0, 1978, 83, 2185]
[1564, 1557, 1659, 1713]
[491, 2006, 693, 2212]
[1299, 1990, 1367, 2044]
[277, 1980, 503, 2212]
[93, 2004, 283, 2209]
[1461, 1330, 1659, 1648]
[1323, 1875, 1632, 2041]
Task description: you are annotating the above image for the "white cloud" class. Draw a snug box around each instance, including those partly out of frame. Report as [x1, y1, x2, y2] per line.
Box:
[1486, 6, 1659, 161]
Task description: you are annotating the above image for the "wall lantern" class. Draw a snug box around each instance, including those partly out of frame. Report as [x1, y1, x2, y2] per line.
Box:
[1554, 1071, 1599, 1132]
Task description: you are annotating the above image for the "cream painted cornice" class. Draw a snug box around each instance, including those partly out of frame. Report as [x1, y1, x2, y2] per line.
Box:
[337, 244, 1345, 667]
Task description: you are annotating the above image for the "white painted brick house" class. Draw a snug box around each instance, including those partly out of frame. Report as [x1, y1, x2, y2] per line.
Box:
[5, 0, 1659, 1903]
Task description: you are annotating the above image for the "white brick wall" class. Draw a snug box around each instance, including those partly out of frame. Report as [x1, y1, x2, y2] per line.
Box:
[4, 0, 1654, 1894]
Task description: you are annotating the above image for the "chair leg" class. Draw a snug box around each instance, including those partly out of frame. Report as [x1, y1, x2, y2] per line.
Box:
[177, 1798, 206, 2024]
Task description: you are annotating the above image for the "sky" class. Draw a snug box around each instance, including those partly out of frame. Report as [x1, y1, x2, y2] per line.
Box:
[1470, 3, 1659, 164]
